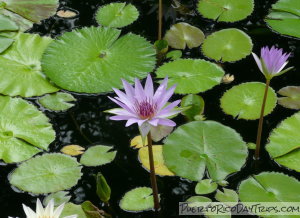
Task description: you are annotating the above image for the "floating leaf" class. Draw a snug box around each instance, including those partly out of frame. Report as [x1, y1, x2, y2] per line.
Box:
[163, 121, 248, 181]
[39, 92, 76, 111]
[61, 145, 85, 156]
[186, 196, 212, 207]
[80, 145, 116, 167]
[0, 9, 33, 31]
[266, 112, 300, 172]
[181, 94, 205, 121]
[96, 173, 111, 203]
[197, 0, 254, 22]
[0, 33, 59, 97]
[0, 96, 55, 163]
[9, 153, 82, 194]
[130, 135, 147, 149]
[247, 142, 256, 150]
[138, 145, 174, 176]
[43, 191, 71, 207]
[154, 39, 168, 54]
[150, 125, 173, 142]
[195, 179, 218, 195]
[215, 188, 238, 206]
[82, 201, 108, 218]
[155, 59, 224, 94]
[166, 50, 182, 60]
[277, 86, 300, 110]
[220, 82, 277, 120]
[42, 27, 156, 93]
[96, 3, 139, 28]
[61, 203, 87, 218]
[266, 0, 300, 39]
[56, 9, 78, 18]
[202, 28, 253, 62]
[0, 14, 18, 31]
[0, 36, 13, 53]
[119, 187, 154, 212]
[164, 22, 205, 49]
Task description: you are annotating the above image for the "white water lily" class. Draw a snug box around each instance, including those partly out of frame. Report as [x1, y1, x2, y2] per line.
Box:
[22, 199, 77, 218]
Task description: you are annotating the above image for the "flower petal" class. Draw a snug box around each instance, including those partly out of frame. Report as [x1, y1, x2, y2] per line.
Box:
[157, 118, 176, 126]
[110, 115, 136, 121]
[144, 74, 154, 98]
[53, 202, 65, 218]
[134, 78, 146, 102]
[138, 121, 151, 137]
[36, 199, 45, 215]
[125, 118, 141, 127]
[23, 204, 37, 217]
[252, 52, 263, 72]
[108, 97, 135, 114]
[122, 79, 135, 101]
[156, 84, 177, 110]
[148, 118, 159, 126]
[153, 77, 168, 102]
[156, 100, 181, 117]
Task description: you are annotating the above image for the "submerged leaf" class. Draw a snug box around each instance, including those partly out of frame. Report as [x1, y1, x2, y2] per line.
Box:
[80, 145, 116, 167]
[278, 86, 300, 110]
[9, 153, 82, 194]
[61, 145, 85, 156]
[39, 92, 76, 111]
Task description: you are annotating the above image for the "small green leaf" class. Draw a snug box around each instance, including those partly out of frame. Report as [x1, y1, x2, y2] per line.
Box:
[166, 50, 182, 60]
[96, 173, 111, 203]
[277, 86, 300, 110]
[215, 188, 238, 206]
[202, 28, 253, 62]
[164, 22, 205, 49]
[81, 201, 109, 218]
[0, 36, 14, 53]
[247, 142, 256, 150]
[80, 145, 116, 167]
[119, 187, 155, 212]
[43, 191, 71, 207]
[186, 196, 212, 207]
[38, 92, 76, 111]
[181, 94, 205, 121]
[0, 14, 18, 31]
[96, 3, 139, 28]
[62, 203, 87, 218]
[220, 82, 277, 120]
[195, 179, 218, 195]
[154, 39, 168, 54]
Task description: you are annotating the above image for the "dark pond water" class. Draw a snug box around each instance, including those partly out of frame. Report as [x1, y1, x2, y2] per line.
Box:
[1, 0, 300, 217]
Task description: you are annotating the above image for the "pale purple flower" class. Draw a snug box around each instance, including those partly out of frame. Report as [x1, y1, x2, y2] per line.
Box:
[107, 74, 181, 137]
[252, 46, 292, 79]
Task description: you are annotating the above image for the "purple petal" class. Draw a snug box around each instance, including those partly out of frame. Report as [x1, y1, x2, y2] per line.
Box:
[122, 79, 135, 101]
[144, 74, 154, 98]
[153, 77, 168, 102]
[148, 118, 159, 126]
[134, 78, 146, 102]
[157, 118, 176, 127]
[110, 115, 135, 121]
[106, 108, 136, 117]
[252, 52, 263, 72]
[156, 100, 181, 117]
[125, 118, 140, 127]
[156, 84, 177, 111]
[108, 97, 136, 114]
[112, 88, 135, 109]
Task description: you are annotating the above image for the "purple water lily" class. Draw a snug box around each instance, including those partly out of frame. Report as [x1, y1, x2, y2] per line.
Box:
[107, 74, 181, 137]
[252, 46, 292, 79]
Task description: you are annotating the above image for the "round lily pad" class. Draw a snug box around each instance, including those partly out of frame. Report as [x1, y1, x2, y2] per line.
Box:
[61, 203, 87, 218]
[0, 36, 14, 53]
[0, 96, 55, 163]
[163, 121, 248, 181]
[96, 3, 139, 28]
[42, 26, 156, 93]
[201, 28, 253, 62]
[278, 86, 300, 110]
[164, 22, 205, 49]
[197, 0, 254, 22]
[266, 0, 300, 39]
[119, 187, 154, 212]
[138, 145, 174, 176]
[9, 153, 82, 194]
[220, 82, 277, 120]
[38, 92, 76, 111]
[155, 59, 224, 94]
[80, 145, 116, 167]
[266, 112, 300, 172]
[0, 33, 59, 97]
[181, 94, 205, 121]
[0, 14, 18, 31]
[215, 188, 238, 206]
[195, 179, 218, 195]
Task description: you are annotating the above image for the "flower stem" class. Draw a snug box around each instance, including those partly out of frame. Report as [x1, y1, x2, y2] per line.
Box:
[255, 79, 270, 159]
[158, 0, 163, 40]
[147, 132, 160, 211]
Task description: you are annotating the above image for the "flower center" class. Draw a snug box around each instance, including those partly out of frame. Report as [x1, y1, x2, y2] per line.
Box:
[136, 99, 156, 119]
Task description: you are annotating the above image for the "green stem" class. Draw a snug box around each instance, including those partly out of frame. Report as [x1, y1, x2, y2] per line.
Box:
[255, 79, 270, 159]
[147, 132, 160, 211]
[158, 0, 162, 40]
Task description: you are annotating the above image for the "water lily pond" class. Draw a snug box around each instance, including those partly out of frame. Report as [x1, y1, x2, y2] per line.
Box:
[1, 0, 300, 217]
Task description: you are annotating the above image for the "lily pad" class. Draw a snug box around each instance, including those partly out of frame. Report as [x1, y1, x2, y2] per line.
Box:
[138, 145, 174, 176]
[215, 188, 238, 206]
[61, 145, 85, 156]
[9, 153, 82, 194]
[43, 191, 71, 206]
[0, 33, 59, 97]
[181, 94, 205, 121]
[166, 50, 182, 60]
[201, 28, 253, 62]
[266, 0, 300, 39]
[155, 59, 225, 94]
[61, 203, 87, 218]
[186, 196, 212, 207]
[119, 187, 154, 212]
[195, 179, 218, 195]
[38, 92, 76, 111]
[0, 36, 14, 53]
[80, 145, 116, 167]
[96, 3, 139, 28]
[130, 135, 147, 149]
[42, 26, 156, 93]
[0, 9, 33, 31]
[197, 0, 254, 22]
[278, 86, 300, 110]
[0, 14, 18, 31]
[164, 22, 205, 49]
[163, 121, 248, 181]
[266, 112, 300, 172]
[0, 96, 55, 163]
[220, 82, 277, 120]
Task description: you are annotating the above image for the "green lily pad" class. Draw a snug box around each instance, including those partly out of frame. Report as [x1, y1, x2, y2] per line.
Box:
[164, 22, 205, 49]
[163, 121, 248, 181]
[239, 172, 300, 217]
[0, 36, 13, 53]
[0, 14, 18, 31]
[38, 92, 76, 111]
[266, 0, 300, 39]
[42, 26, 156, 93]
[197, 0, 254, 22]
[0, 96, 55, 163]
[0, 8, 33, 31]
[96, 3, 139, 28]
[201, 28, 253, 62]
[0, 33, 59, 97]
[278, 86, 300, 110]
[266, 112, 300, 172]
[155, 59, 224, 94]
[215, 188, 238, 206]
[220, 82, 277, 120]
[166, 50, 182, 60]
[181, 94, 205, 121]
[186, 196, 212, 207]
[9, 153, 82, 194]
[43, 191, 71, 206]
[61, 203, 87, 218]
[80, 145, 116, 167]
[119, 187, 154, 212]
[195, 179, 218, 195]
